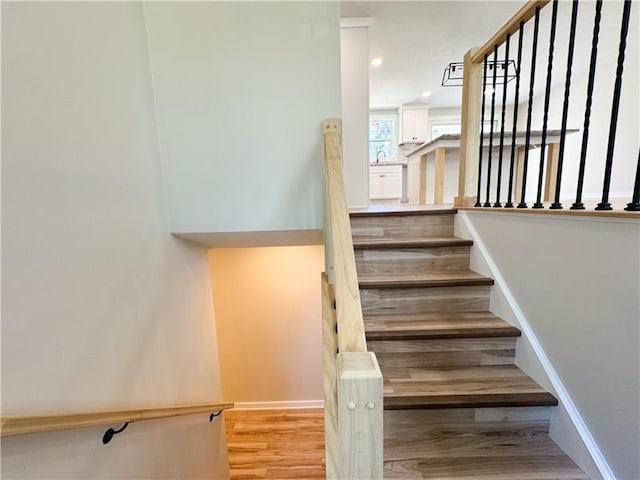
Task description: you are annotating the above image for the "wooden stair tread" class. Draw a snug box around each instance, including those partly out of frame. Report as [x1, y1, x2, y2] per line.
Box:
[349, 207, 457, 217]
[359, 271, 494, 288]
[383, 365, 558, 409]
[365, 312, 521, 339]
[352, 236, 473, 249]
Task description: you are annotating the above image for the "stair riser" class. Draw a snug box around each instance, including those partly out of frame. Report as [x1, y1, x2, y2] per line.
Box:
[369, 337, 516, 368]
[355, 246, 471, 275]
[384, 407, 551, 440]
[361, 285, 490, 315]
[351, 214, 454, 239]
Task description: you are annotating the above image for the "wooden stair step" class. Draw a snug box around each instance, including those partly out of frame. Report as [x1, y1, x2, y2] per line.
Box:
[355, 243, 471, 275]
[359, 271, 494, 289]
[352, 237, 473, 249]
[350, 210, 455, 239]
[383, 365, 558, 410]
[361, 284, 491, 315]
[364, 312, 521, 340]
[370, 337, 517, 368]
[385, 423, 563, 461]
[349, 207, 457, 217]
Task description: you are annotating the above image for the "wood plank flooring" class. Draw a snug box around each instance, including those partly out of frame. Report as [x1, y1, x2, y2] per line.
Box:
[224, 409, 325, 480]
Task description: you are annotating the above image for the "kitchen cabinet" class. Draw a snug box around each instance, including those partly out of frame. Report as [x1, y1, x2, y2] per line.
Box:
[370, 164, 402, 199]
[400, 107, 429, 143]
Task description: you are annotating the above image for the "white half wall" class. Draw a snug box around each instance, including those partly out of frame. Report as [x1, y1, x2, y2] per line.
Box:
[143, 2, 341, 235]
[340, 26, 370, 208]
[457, 211, 640, 480]
[2, 3, 227, 478]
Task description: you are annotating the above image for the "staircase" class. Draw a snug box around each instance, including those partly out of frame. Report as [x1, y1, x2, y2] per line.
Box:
[350, 206, 590, 480]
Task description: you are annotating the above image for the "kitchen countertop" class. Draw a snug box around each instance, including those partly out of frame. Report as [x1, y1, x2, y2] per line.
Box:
[369, 161, 408, 167]
[406, 129, 579, 158]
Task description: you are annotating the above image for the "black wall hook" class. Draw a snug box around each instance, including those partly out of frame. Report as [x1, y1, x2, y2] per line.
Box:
[209, 411, 222, 422]
[102, 422, 130, 444]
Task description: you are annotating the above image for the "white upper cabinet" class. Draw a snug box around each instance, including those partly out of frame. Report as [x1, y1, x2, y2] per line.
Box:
[400, 107, 429, 144]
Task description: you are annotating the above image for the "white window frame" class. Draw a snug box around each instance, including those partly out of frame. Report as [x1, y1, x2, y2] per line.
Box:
[369, 114, 398, 162]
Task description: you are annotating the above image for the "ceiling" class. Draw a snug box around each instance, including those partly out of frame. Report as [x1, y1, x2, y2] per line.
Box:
[340, 1, 522, 110]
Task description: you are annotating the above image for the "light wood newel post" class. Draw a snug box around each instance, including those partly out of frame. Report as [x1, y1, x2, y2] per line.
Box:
[456, 48, 483, 207]
[419, 155, 428, 204]
[338, 352, 383, 479]
[434, 148, 446, 204]
[544, 142, 560, 202]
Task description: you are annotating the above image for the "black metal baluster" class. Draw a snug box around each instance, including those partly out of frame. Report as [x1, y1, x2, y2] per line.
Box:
[476, 56, 489, 207]
[505, 22, 524, 208]
[484, 46, 499, 207]
[494, 36, 510, 207]
[625, 149, 640, 211]
[596, 0, 632, 211]
[550, 0, 579, 209]
[572, 0, 603, 210]
[533, 0, 559, 209]
[518, 6, 541, 208]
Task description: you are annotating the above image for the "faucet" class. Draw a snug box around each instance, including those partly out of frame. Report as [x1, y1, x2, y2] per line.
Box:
[376, 150, 384, 163]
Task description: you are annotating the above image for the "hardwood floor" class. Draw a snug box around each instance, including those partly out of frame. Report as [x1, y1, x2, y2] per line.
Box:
[224, 409, 326, 480]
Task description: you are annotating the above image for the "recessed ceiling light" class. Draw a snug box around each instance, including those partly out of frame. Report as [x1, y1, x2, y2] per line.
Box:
[422, 91, 432, 97]
[371, 58, 383, 67]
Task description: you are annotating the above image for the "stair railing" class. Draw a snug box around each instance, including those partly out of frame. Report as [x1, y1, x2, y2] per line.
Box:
[322, 118, 383, 479]
[1, 402, 234, 443]
[456, 0, 639, 212]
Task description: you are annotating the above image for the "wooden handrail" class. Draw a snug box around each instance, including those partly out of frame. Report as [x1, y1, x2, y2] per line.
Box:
[323, 118, 366, 353]
[471, 0, 550, 63]
[322, 118, 383, 479]
[1, 402, 234, 437]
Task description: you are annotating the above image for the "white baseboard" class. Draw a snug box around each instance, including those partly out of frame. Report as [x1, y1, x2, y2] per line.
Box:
[457, 211, 615, 480]
[232, 400, 324, 410]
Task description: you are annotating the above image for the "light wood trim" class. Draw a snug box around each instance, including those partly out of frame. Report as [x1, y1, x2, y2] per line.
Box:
[419, 155, 428, 204]
[338, 352, 383, 479]
[544, 142, 560, 202]
[459, 206, 640, 219]
[322, 273, 339, 479]
[471, 0, 551, 63]
[456, 48, 483, 207]
[434, 148, 446, 204]
[323, 118, 366, 353]
[1, 402, 234, 437]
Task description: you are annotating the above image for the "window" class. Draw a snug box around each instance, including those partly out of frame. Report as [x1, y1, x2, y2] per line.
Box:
[369, 117, 396, 161]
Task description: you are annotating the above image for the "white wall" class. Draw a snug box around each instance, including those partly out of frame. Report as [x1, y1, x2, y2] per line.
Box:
[143, 2, 341, 235]
[341, 26, 370, 208]
[209, 246, 324, 405]
[2, 3, 227, 478]
[458, 211, 640, 480]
